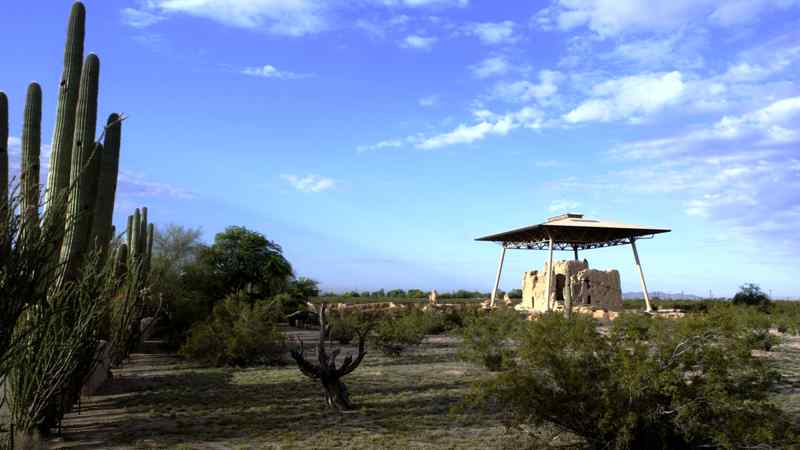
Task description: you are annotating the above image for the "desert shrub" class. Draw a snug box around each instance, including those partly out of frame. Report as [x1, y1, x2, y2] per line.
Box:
[372, 311, 427, 356]
[772, 301, 800, 335]
[457, 309, 523, 371]
[463, 312, 794, 449]
[707, 304, 781, 351]
[732, 283, 771, 311]
[180, 292, 286, 366]
[329, 310, 373, 344]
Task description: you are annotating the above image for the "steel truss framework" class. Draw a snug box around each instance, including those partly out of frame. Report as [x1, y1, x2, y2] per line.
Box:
[502, 234, 655, 251]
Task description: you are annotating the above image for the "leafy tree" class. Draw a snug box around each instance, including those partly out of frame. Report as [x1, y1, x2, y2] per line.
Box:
[207, 226, 293, 297]
[153, 223, 204, 268]
[732, 283, 771, 310]
[288, 276, 320, 300]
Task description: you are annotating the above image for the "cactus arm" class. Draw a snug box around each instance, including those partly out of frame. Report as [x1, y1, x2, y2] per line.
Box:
[90, 113, 121, 254]
[21, 82, 43, 243]
[146, 222, 154, 274]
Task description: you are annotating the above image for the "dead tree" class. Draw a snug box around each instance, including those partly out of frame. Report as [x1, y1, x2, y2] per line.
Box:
[290, 303, 368, 410]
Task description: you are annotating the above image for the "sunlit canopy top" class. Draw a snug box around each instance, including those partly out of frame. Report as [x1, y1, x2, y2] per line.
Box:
[475, 214, 671, 251]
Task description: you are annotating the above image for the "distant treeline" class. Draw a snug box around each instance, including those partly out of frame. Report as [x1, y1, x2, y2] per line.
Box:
[319, 289, 524, 299]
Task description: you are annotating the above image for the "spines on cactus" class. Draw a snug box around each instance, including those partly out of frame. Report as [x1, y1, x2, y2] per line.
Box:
[0, 91, 8, 263]
[21, 83, 43, 243]
[90, 113, 121, 256]
[0, 91, 8, 213]
[44, 1, 85, 231]
[58, 53, 99, 284]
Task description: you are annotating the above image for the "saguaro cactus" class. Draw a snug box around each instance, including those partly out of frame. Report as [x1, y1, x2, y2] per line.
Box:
[0, 92, 8, 210]
[90, 113, 121, 256]
[44, 1, 85, 229]
[21, 82, 42, 242]
[0, 91, 8, 262]
[58, 53, 99, 284]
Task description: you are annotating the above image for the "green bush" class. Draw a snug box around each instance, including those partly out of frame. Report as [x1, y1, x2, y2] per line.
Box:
[329, 310, 373, 344]
[732, 283, 771, 311]
[180, 292, 286, 366]
[463, 312, 794, 449]
[457, 309, 522, 371]
[707, 304, 781, 351]
[372, 311, 427, 356]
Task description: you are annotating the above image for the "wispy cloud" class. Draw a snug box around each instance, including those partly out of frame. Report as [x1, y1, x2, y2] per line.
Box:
[534, 0, 796, 37]
[241, 64, 313, 79]
[281, 174, 336, 192]
[465, 21, 517, 45]
[135, 0, 329, 36]
[492, 70, 563, 103]
[358, 106, 551, 151]
[548, 199, 581, 212]
[470, 55, 511, 78]
[117, 171, 196, 200]
[418, 95, 439, 107]
[121, 7, 165, 28]
[558, 95, 800, 251]
[400, 34, 437, 50]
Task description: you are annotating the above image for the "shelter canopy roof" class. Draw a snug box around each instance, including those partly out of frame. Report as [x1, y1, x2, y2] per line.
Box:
[475, 214, 670, 251]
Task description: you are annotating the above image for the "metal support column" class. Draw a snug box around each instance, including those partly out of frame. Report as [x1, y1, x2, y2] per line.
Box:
[490, 245, 507, 307]
[631, 238, 653, 313]
[545, 235, 554, 311]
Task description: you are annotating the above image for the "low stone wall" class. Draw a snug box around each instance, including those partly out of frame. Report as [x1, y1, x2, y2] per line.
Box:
[81, 340, 112, 397]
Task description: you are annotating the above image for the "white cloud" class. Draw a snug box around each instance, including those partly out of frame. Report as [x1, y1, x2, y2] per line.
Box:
[470, 56, 510, 78]
[466, 21, 517, 45]
[612, 96, 800, 161]
[143, 0, 329, 36]
[564, 71, 685, 123]
[400, 34, 437, 50]
[535, 0, 798, 37]
[418, 95, 439, 107]
[722, 39, 800, 83]
[492, 70, 563, 103]
[548, 199, 581, 212]
[121, 7, 165, 28]
[241, 64, 312, 79]
[281, 174, 336, 192]
[381, 0, 468, 6]
[356, 138, 408, 152]
[416, 107, 545, 149]
[709, 0, 799, 26]
[358, 107, 546, 151]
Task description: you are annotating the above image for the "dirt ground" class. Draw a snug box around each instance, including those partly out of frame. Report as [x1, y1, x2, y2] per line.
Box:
[49, 329, 800, 450]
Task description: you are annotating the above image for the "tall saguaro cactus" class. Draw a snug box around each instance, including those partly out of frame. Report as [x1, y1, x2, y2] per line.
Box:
[90, 113, 121, 257]
[58, 53, 99, 284]
[44, 1, 85, 232]
[0, 92, 8, 207]
[21, 82, 42, 243]
[0, 92, 8, 263]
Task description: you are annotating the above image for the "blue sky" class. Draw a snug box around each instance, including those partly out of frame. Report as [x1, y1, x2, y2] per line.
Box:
[2, 0, 799, 296]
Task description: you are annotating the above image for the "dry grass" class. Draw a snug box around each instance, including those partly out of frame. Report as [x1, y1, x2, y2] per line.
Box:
[51, 329, 800, 450]
[51, 331, 523, 450]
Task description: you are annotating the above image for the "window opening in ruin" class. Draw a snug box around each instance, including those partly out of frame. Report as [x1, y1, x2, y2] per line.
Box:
[555, 274, 566, 301]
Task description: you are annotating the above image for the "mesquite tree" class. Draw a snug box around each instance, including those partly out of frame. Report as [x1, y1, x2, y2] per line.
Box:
[290, 303, 368, 410]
